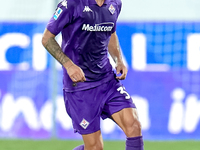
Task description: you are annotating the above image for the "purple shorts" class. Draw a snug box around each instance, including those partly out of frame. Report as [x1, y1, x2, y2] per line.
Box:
[63, 78, 136, 135]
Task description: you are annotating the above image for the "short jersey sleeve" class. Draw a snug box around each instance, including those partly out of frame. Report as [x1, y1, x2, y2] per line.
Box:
[111, 0, 122, 33]
[46, 0, 77, 36]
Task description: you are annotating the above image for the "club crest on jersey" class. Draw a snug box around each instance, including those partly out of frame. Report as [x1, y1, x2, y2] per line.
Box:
[109, 4, 115, 15]
[54, 8, 63, 20]
[80, 118, 89, 129]
[61, 0, 67, 9]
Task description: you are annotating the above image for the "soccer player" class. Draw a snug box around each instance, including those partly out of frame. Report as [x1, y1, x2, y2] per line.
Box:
[42, 0, 144, 150]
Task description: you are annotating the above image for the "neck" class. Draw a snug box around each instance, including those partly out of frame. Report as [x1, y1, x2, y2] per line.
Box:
[95, 0, 104, 6]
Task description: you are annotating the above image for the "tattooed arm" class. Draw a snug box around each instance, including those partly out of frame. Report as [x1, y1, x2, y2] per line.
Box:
[42, 29, 86, 82]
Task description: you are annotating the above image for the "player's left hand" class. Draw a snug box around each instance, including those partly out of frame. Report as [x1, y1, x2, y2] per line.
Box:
[116, 62, 127, 80]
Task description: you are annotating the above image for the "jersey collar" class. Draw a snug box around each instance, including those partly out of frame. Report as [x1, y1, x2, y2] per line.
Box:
[89, 0, 109, 5]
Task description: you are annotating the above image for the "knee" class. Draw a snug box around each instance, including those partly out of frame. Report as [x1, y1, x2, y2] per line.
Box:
[124, 118, 142, 137]
[85, 141, 103, 150]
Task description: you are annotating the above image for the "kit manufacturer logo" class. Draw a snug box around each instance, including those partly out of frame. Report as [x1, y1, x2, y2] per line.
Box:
[83, 6, 93, 12]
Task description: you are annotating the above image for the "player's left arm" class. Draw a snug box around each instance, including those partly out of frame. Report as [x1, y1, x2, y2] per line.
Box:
[108, 31, 127, 80]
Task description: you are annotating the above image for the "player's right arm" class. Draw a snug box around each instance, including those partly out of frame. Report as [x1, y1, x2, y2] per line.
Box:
[42, 29, 86, 82]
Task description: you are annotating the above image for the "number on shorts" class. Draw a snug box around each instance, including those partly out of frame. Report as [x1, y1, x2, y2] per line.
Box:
[117, 86, 131, 99]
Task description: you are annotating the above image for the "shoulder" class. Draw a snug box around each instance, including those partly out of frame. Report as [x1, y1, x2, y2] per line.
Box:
[115, 0, 122, 5]
[110, 0, 122, 10]
[111, 0, 122, 5]
[110, 0, 122, 14]
[57, 0, 81, 10]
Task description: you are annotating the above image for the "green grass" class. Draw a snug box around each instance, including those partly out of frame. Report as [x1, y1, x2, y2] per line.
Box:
[0, 140, 199, 150]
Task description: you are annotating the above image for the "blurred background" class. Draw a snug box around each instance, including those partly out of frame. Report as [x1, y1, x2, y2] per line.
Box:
[0, 0, 200, 142]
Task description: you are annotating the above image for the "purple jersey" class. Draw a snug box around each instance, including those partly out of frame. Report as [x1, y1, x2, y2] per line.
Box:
[47, 0, 122, 92]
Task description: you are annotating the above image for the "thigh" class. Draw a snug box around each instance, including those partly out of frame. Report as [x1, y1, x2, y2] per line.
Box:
[82, 130, 103, 150]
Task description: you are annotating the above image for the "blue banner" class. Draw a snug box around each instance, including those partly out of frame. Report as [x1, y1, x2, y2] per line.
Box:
[0, 22, 200, 140]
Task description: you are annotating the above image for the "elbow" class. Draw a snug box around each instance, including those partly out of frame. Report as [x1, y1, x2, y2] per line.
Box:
[41, 29, 56, 47]
[41, 35, 47, 47]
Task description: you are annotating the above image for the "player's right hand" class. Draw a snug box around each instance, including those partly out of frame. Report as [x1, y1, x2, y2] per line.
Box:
[64, 61, 86, 83]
